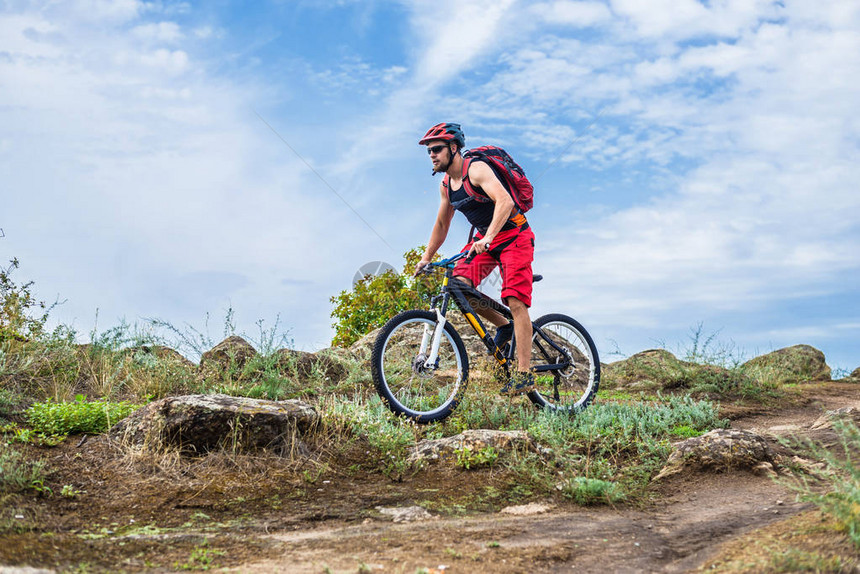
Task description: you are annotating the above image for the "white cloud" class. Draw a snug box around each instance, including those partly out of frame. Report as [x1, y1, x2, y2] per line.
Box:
[131, 21, 183, 43]
[609, 0, 778, 40]
[531, 1, 612, 27]
[138, 48, 189, 74]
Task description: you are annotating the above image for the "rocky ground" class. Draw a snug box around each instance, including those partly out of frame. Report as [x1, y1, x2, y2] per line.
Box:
[0, 380, 858, 573]
[2, 337, 859, 573]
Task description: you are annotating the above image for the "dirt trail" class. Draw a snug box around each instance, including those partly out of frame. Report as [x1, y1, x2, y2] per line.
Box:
[235, 384, 860, 573]
[232, 473, 803, 573]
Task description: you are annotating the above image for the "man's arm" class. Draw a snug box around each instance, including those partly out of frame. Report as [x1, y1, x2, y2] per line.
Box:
[415, 184, 456, 275]
[467, 161, 515, 255]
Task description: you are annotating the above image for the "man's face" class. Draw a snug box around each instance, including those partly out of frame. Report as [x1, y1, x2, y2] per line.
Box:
[426, 140, 450, 173]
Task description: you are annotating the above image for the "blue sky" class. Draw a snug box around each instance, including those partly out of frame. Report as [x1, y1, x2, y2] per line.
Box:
[1, 0, 858, 372]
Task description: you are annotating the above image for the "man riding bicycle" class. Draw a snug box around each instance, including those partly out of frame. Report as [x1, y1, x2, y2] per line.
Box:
[414, 122, 536, 395]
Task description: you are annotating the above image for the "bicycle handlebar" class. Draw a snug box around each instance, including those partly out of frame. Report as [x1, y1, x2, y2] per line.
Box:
[415, 251, 472, 276]
[432, 251, 470, 268]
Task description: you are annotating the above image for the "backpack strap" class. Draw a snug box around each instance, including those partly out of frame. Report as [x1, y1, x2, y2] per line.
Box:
[443, 157, 488, 202]
[460, 157, 491, 203]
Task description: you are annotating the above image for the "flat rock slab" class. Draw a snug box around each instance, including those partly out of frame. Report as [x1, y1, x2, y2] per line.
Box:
[109, 394, 318, 455]
[375, 506, 436, 523]
[407, 429, 536, 465]
[656, 429, 776, 480]
[500, 503, 555, 516]
[810, 406, 860, 430]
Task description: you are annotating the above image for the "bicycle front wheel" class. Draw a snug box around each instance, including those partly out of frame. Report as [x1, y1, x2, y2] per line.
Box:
[371, 310, 469, 423]
[526, 313, 600, 413]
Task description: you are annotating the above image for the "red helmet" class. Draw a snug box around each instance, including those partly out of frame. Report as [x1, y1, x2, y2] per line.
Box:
[418, 122, 465, 147]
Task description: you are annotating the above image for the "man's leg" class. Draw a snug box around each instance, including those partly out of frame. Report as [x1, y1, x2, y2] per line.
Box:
[507, 296, 531, 372]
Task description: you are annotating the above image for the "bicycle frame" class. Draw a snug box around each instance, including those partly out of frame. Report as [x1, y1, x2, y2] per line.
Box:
[423, 254, 574, 381]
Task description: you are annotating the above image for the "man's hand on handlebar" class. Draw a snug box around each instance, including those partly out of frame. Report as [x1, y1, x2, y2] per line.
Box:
[467, 237, 492, 257]
[414, 259, 432, 277]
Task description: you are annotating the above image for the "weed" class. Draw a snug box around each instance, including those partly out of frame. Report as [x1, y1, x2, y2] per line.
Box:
[175, 540, 225, 571]
[670, 425, 705, 438]
[781, 417, 860, 548]
[322, 396, 419, 479]
[61, 484, 82, 498]
[560, 477, 624, 504]
[767, 546, 845, 572]
[0, 440, 47, 493]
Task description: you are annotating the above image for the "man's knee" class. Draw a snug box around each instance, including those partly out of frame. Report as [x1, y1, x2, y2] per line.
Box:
[452, 275, 474, 288]
[505, 296, 529, 313]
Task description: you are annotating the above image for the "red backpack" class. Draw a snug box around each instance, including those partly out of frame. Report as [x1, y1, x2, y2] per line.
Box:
[443, 146, 534, 213]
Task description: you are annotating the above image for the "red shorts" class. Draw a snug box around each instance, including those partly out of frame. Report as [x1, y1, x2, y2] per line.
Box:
[453, 226, 535, 307]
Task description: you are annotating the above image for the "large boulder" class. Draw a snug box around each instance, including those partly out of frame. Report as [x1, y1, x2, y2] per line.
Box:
[741, 345, 831, 384]
[110, 394, 318, 454]
[348, 328, 379, 363]
[127, 345, 196, 371]
[602, 349, 686, 390]
[601, 349, 742, 393]
[655, 429, 777, 480]
[274, 348, 349, 383]
[198, 336, 258, 382]
[407, 429, 538, 466]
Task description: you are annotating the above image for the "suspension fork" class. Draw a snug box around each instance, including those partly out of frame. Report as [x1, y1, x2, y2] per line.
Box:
[418, 279, 451, 366]
[423, 308, 448, 367]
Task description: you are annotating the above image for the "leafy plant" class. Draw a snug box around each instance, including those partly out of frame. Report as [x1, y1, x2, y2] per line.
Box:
[60, 484, 82, 498]
[329, 246, 443, 347]
[455, 445, 499, 469]
[26, 395, 140, 435]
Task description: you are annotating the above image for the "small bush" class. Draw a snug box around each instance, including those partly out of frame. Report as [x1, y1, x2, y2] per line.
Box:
[329, 246, 443, 347]
[26, 395, 140, 435]
[0, 258, 55, 343]
[455, 445, 499, 470]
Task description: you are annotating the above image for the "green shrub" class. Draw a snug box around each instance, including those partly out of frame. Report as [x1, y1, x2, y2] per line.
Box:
[455, 445, 499, 469]
[26, 395, 141, 435]
[0, 258, 54, 343]
[329, 246, 442, 347]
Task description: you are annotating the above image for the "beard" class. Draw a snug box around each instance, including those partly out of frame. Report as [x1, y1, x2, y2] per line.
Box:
[432, 149, 451, 173]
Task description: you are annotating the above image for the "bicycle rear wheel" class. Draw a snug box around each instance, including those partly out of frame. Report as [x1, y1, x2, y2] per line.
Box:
[525, 313, 600, 413]
[371, 310, 469, 423]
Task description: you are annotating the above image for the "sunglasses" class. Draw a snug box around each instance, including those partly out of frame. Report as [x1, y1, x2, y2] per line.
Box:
[426, 144, 448, 155]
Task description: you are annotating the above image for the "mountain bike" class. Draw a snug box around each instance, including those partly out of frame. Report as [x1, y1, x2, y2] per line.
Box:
[371, 251, 600, 423]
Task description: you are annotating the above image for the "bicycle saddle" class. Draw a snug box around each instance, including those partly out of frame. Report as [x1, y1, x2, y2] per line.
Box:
[533, 274, 543, 282]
